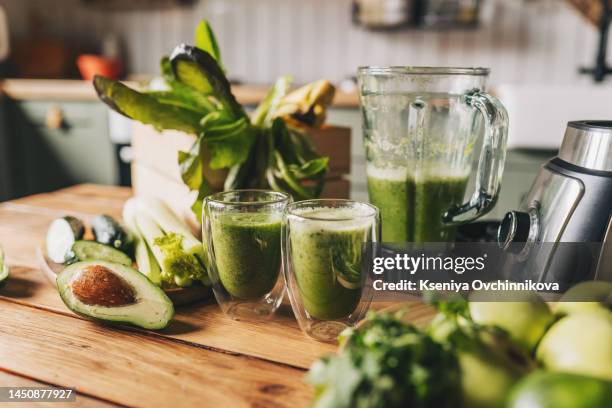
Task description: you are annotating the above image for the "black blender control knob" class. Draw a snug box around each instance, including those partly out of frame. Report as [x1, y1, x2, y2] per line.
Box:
[498, 211, 531, 253]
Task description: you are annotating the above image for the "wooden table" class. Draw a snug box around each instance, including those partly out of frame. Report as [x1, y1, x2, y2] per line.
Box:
[0, 184, 434, 407]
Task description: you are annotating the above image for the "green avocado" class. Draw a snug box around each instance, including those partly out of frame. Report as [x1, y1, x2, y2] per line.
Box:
[57, 261, 174, 329]
[509, 371, 612, 408]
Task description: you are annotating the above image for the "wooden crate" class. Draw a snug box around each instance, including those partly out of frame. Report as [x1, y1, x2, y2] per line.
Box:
[131, 122, 351, 230]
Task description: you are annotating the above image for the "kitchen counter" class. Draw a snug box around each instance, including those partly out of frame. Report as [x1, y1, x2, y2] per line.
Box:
[0, 79, 360, 107]
[0, 183, 435, 407]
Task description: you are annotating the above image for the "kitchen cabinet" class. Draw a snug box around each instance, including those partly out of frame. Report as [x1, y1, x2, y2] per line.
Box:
[326, 107, 555, 221]
[1, 97, 116, 199]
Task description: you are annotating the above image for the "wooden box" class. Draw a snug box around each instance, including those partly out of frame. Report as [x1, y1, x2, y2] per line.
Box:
[131, 122, 351, 229]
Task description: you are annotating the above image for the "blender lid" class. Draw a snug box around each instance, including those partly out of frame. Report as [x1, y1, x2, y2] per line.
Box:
[558, 121, 612, 172]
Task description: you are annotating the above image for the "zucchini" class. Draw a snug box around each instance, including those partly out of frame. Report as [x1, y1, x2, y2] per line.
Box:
[72, 241, 132, 266]
[92, 215, 132, 254]
[46, 216, 85, 263]
[0, 245, 9, 285]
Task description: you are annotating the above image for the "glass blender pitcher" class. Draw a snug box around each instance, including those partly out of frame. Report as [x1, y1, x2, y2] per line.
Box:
[358, 67, 508, 243]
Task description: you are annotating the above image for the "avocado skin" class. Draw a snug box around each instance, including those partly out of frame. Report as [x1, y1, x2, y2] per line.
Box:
[57, 261, 174, 330]
[508, 371, 612, 408]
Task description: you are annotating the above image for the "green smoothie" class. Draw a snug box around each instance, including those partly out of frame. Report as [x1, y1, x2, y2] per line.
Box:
[290, 209, 373, 320]
[367, 166, 468, 243]
[210, 212, 281, 299]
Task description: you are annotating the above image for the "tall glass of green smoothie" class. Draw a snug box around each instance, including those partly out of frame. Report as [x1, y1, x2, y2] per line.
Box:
[283, 199, 380, 342]
[358, 66, 509, 243]
[203, 190, 290, 321]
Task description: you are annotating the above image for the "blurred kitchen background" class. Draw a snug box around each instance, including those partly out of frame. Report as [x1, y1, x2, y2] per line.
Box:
[0, 0, 611, 220]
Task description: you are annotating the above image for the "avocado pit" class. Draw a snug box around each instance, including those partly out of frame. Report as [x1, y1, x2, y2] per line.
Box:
[71, 265, 137, 307]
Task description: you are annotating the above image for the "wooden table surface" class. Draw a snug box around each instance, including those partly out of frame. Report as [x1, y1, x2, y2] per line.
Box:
[0, 184, 434, 407]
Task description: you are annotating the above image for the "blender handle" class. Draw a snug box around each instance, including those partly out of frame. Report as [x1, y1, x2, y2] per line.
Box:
[443, 90, 509, 225]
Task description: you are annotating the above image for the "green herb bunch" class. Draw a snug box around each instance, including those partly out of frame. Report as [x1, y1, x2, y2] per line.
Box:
[308, 311, 461, 408]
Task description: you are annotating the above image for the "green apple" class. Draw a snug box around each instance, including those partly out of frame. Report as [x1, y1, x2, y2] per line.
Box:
[458, 327, 534, 408]
[469, 291, 554, 352]
[537, 311, 612, 381]
[430, 312, 533, 408]
[555, 281, 612, 316]
[508, 371, 612, 408]
[459, 347, 524, 408]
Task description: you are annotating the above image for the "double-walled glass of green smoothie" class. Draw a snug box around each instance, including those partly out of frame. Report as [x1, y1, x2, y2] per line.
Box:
[203, 190, 290, 320]
[358, 67, 508, 243]
[283, 199, 380, 342]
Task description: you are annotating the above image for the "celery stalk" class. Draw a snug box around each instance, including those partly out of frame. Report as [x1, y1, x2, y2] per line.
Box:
[137, 197, 208, 265]
[135, 210, 205, 288]
[123, 199, 162, 285]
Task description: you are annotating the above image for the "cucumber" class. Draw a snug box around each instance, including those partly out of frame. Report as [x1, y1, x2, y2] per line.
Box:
[72, 241, 132, 266]
[92, 215, 132, 254]
[46, 216, 85, 263]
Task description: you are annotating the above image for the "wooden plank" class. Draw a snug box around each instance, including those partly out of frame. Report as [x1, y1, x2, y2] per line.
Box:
[0, 300, 312, 408]
[56, 184, 132, 200]
[7, 193, 125, 217]
[0, 370, 113, 407]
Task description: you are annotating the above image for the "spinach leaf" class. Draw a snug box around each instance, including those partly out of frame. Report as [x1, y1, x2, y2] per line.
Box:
[191, 179, 214, 219]
[251, 75, 292, 127]
[200, 115, 254, 169]
[170, 44, 244, 119]
[206, 129, 254, 169]
[194, 20, 223, 69]
[94, 75, 202, 134]
[178, 136, 204, 190]
[288, 157, 329, 179]
[156, 57, 219, 114]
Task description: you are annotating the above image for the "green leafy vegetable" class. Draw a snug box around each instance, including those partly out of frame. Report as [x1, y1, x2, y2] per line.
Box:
[251, 75, 292, 127]
[178, 137, 205, 190]
[170, 44, 244, 120]
[194, 20, 223, 69]
[94, 20, 333, 218]
[94, 76, 202, 134]
[308, 311, 461, 408]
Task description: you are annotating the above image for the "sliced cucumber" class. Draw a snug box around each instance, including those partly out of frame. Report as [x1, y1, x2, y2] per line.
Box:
[46, 216, 85, 263]
[72, 241, 132, 266]
[92, 215, 133, 254]
[0, 245, 9, 285]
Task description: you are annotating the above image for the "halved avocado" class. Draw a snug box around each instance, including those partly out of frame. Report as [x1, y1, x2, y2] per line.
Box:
[57, 261, 174, 330]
